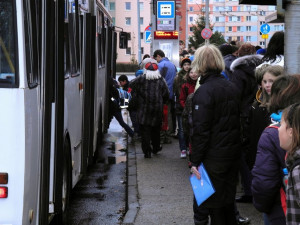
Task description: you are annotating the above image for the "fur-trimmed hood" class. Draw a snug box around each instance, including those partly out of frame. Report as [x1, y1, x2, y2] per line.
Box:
[230, 54, 263, 72]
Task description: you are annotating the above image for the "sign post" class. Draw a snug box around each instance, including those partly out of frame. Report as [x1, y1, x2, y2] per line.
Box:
[260, 23, 270, 49]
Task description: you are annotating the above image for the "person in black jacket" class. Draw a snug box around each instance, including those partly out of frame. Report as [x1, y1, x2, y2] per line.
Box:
[230, 44, 263, 203]
[190, 44, 241, 225]
[108, 77, 134, 137]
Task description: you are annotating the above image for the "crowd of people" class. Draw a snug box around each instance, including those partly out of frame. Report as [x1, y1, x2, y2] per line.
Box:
[109, 31, 300, 225]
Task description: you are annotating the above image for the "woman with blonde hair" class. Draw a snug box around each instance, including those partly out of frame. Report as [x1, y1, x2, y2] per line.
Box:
[190, 44, 241, 225]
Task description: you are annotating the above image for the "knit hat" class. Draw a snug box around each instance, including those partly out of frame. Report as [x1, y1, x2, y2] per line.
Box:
[219, 44, 233, 57]
[256, 48, 266, 55]
[144, 62, 161, 80]
[237, 43, 256, 57]
[180, 57, 192, 68]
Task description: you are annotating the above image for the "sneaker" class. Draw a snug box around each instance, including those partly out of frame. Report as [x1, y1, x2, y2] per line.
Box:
[180, 150, 187, 159]
[236, 216, 250, 225]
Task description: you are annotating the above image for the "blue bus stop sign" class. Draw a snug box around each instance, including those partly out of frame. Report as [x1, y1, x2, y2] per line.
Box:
[260, 23, 270, 34]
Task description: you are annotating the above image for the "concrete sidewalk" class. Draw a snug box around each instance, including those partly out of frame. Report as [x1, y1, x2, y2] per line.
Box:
[124, 139, 194, 225]
[124, 136, 264, 225]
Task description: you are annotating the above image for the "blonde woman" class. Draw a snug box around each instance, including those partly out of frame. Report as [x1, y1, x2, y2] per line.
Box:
[190, 44, 241, 225]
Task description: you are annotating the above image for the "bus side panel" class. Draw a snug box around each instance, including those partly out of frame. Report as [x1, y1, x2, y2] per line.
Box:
[0, 89, 25, 225]
[64, 75, 83, 187]
[23, 88, 40, 225]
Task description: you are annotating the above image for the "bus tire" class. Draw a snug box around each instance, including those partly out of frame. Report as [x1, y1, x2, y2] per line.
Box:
[61, 138, 72, 224]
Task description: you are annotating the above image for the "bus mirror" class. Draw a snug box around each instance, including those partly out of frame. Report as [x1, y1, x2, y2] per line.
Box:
[119, 32, 128, 49]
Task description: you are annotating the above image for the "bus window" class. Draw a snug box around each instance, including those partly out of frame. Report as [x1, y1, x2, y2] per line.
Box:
[97, 9, 103, 67]
[23, 0, 39, 88]
[0, 0, 18, 88]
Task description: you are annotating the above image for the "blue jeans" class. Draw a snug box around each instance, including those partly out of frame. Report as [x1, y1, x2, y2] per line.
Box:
[176, 115, 187, 151]
[113, 110, 134, 137]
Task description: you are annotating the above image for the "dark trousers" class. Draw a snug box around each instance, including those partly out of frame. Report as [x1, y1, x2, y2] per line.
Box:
[140, 124, 161, 155]
[239, 151, 252, 196]
[193, 198, 237, 225]
[113, 110, 134, 137]
[129, 110, 139, 135]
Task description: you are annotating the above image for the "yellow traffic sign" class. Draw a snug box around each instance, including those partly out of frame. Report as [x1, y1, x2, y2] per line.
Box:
[262, 34, 269, 39]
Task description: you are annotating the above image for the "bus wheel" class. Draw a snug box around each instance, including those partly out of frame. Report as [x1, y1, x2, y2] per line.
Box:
[61, 140, 72, 224]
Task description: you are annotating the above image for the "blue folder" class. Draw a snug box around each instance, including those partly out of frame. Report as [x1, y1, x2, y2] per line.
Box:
[190, 163, 215, 206]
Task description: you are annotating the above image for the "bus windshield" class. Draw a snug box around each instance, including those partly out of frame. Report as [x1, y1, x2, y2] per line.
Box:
[0, 0, 17, 87]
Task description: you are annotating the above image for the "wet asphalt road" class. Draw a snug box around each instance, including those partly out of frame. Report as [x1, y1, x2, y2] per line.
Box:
[66, 118, 128, 225]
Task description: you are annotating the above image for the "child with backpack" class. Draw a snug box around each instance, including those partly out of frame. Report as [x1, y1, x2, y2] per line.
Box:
[279, 102, 300, 225]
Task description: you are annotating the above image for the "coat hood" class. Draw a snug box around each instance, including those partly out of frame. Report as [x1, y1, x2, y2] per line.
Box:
[230, 54, 263, 72]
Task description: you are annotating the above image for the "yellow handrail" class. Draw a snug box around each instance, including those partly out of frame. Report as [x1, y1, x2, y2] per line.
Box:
[0, 36, 15, 73]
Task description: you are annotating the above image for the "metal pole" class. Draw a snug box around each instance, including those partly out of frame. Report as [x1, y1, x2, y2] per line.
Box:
[285, 0, 300, 74]
[205, 0, 209, 44]
[186, 0, 188, 49]
[137, 0, 141, 64]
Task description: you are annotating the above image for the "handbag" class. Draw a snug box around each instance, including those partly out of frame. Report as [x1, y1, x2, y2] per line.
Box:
[190, 163, 215, 206]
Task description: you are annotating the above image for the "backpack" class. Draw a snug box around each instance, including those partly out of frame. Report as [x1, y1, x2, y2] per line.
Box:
[117, 88, 131, 109]
[182, 92, 194, 138]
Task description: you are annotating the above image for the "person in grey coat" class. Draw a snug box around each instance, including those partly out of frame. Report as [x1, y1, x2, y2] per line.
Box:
[130, 60, 169, 158]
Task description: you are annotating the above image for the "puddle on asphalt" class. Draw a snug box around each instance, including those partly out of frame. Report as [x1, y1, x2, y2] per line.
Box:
[107, 137, 127, 165]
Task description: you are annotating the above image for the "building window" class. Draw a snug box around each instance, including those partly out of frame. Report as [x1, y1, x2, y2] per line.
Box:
[112, 17, 115, 25]
[260, 41, 265, 45]
[246, 36, 251, 42]
[260, 10, 266, 16]
[237, 16, 241, 21]
[141, 47, 144, 54]
[128, 32, 131, 40]
[125, 17, 131, 25]
[190, 27, 193, 32]
[140, 32, 144, 39]
[246, 16, 251, 21]
[246, 26, 251, 31]
[189, 16, 193, 22]
[237, 26, 241, 31]
[109, 2, 115, 11]
[125, 2, 131, 10]
[237, 36, 241, 41]
[139, 2, 144, 11]
[215, 17, 219, 22]
[126, 47, 131, 55]
[274, 25, 280, 31]
[189, 7, 193, 11]
[228, 26, 232, 31]
[140, 17, 144, 25]
[260, 21, 265, 25]
[229, 16, 232, 21]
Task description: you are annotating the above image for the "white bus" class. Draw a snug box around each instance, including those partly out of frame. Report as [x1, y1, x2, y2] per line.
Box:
[0, 0, 120, 224]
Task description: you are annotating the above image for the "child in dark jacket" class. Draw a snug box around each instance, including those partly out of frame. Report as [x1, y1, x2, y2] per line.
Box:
[280, 103, 300, 225]
[278, 78, 300, 225]
[252, 75, 300, 225]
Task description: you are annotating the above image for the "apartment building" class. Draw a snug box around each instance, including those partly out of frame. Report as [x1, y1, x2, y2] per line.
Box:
[185, 0, 284, 47]
[108, 0, 151, 63]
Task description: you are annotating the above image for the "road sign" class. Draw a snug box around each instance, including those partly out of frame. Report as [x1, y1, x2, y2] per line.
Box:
[157, 1, 175, 19]
[156, 1, 175, 31]
[260, 23, 270, 34]
[145, 31, 151, 43]
[262, 34, 269, 39]
[201, 28, 212, 39]
[144, 26, 151, 32]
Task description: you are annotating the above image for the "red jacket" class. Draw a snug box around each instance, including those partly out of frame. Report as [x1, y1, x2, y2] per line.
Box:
[179, 78, 196, 108]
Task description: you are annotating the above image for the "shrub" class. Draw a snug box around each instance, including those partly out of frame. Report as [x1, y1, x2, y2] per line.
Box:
[116, 63, 139, 72]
